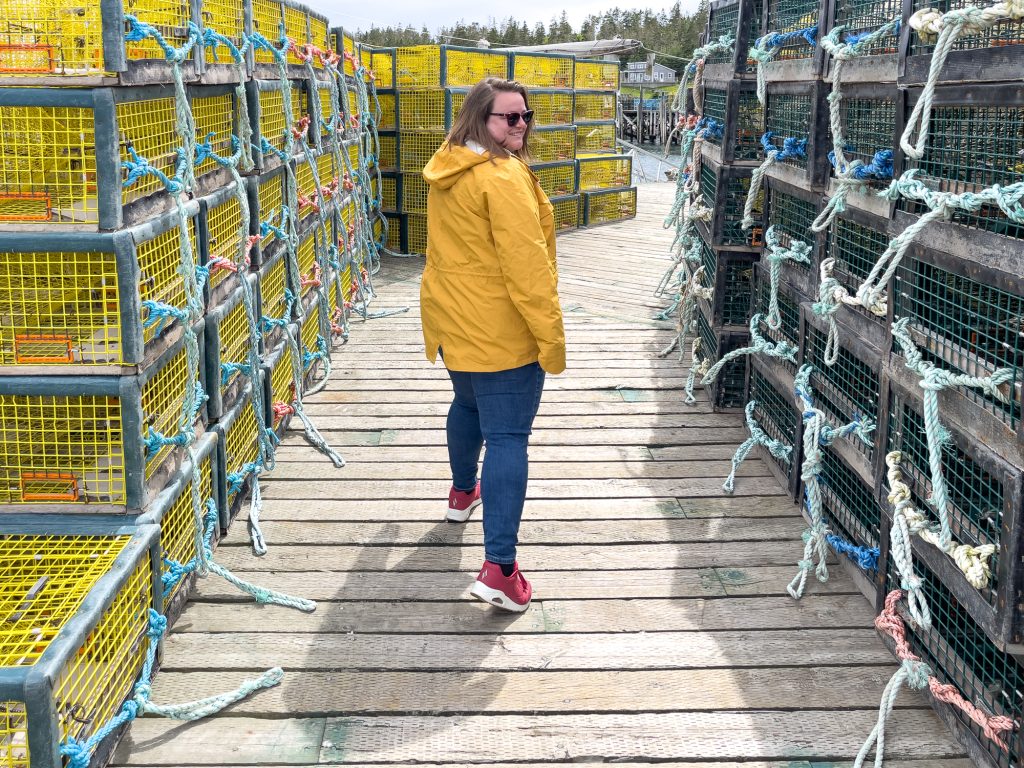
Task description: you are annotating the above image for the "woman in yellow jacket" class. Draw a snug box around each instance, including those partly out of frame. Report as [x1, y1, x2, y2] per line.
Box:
[421, 77, 566, 613]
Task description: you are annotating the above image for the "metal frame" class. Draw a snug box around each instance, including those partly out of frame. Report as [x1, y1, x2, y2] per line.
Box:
[702, 0, 765, 80]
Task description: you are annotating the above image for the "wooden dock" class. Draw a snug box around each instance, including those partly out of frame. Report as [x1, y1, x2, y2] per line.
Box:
[113, 183, 969, 767]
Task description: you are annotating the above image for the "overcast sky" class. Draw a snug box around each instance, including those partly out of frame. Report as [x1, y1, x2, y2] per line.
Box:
[306, 1, 702, 36]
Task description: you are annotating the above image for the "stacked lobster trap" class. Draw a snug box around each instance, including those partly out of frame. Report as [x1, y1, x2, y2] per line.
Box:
[661, 0, 1024, 764]
[369, 44, 635, 253]
[0, 0, 386, 764]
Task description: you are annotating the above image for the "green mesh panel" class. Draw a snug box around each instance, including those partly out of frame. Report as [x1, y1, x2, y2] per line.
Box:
[723, 173, 759, 245]
[819, 443, 880, 549]
[834, 0, 902, 54]
[841, 97, 897, 176]
[766, 93, 811, 169]
[703, 89, 727, 149]
[910, 0, 1024, 54]
[736, 90, 764, 161]
[721, 258, 755, 326]
[700, 162, 718, 211]
[767, 186, 817, 264]
[717, 334, 749, 408]
[706, 3, 740, 64]
[750, 365, 798, 478]
[766, 0, 818, 59]
[755, 275, 799, 372]
[824, 215, 888, 327]
[892, 257, 1023, 430]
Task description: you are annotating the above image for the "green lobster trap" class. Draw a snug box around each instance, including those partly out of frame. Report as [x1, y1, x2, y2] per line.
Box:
[398, 130, 445, 172]
[531, 161, 577, 199]
[698, 157, 764, 248]
[763, 81, 830, 187]
[0, 324, 206, 513]
[703, 0, 764, 76]
[763, 0, 827, 64]
[747, 355, 803, 499]
[137, 430, 218, 618]
[246, 78, 313, 172]
[902, 0, 1024, 84]
[574, 59, 619, 91]
[550, 195, 580, 233]
[699, 238, 757, 330]
[0, 201, 201, 372]
[575, 122, 616, 154]
[510, 51, 573, 89]
[0, 521, 159, 768]
[393, 45, 508, 89]
[577, 154, 632, 192]
[752, 261, 802, 373]
[824, 85, 899, 193]
[582, 187, 636, 227]
[880, 370, 1024, 653]
[824, 0, 901, 83]
[573, 91, 616, 123]
[245, 161, 288, 270]
[204, 273, 261, 422]
[891, 243, 1024, 444]
[531, 126, 577, 163]
[0, 85, 222, 230]
[701, 80, 764, 164]
[696, 303, 749, 412]
[764, 176, 822, 296]
[814, 437, 884, 575]
[399, 173, 428, 214]
[900, 85, 1024, 243]
[212, 380, 263, 530]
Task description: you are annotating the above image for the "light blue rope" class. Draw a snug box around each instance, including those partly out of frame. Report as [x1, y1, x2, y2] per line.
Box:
[740, 133, 808, 230]
[750, 25, 818, 105]
[762, 225, 811, 330]
[723, 400, 793, 493]
[701, 313, 799, 387]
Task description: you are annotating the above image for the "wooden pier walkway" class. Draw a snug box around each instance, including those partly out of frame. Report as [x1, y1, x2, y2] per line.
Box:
[113, 184, 968, 767]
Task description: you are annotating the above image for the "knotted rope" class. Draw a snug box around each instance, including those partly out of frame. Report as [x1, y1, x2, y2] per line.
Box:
[741, 133, 808, 230]
[723, 400, 793, 493]
[658, 265, 714, 358]
[701, 313, 799, 388]
[684, 337, 710, 405]
[811, 258, 865, 366]
[762, 225, 811, 330]
[749, 26, 818, 106]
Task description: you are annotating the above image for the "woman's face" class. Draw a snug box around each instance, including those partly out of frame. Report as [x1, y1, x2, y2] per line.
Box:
[486, 90, 528, 152]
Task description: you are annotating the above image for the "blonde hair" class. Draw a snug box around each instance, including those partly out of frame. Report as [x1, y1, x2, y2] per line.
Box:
[447, 77, 533, 162]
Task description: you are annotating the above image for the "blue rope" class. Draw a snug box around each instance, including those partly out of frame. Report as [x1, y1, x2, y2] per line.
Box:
[141, 300, 189, 337]
[227, 461, 263, 495]
[828, 148, 894, 179]
[827, 533, 880, 571]
[761, 132, 808, 162]
[221, 362, 252, 385]
[844, 20, 901, 46]
[122, 144, 188, 193]
[757, 25, 819, 50]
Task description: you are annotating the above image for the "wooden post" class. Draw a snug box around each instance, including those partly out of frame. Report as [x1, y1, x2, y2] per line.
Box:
[639, 84, 645, 145]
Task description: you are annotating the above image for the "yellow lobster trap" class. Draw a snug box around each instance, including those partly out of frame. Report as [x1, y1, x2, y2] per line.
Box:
[394, 45, 508, 89]
[511, 52, 573, 89]
[530, 126, 577, 163]
[379, 173, 398, 212]
[0, 324, 206, 512]
[257, 247, 293, 354]
[376, 92, 397, 131]
[583, 186, 637, 226]
[198, 184, 249, 309]
[398, 89, 447, 131]
[298, 297, 330, 384]
[246, 78, 313, 172]
[575, 121, 617, 154]
[0, 199, 201, 371]
[399, 130, 445, 172]
[577, 153, 633, 191]
[531, 161, 577, 199]
[399, 173, 429, 214]
[0, 85, 230, 230]
[574, 59, 619, 91]
[261, 326, 300, 439]
[550, 194, 580, 233]
[0, 520, 159, 768]
[212, 380, 263, 529]
[574, 90, 617, 122]
[377, 131, 398, 171]
[252, 0, 328, 78]
[245, 161, 288, 269]
[294, 150, 339, 229]
[203, 273, 261, 421]
[367, 47, 395, 89]
[405, 212, 427, 255]
[528, 90, 574, 127]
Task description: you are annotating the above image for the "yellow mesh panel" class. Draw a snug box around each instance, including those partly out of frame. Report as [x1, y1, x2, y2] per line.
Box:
[381, 176, 396, 210]
[292, 86, 310, 145]
[270, 342, 296, 425]
[400, 173, 428, 213]
[406, 213, 427, 254]
[0, 104, 97, 224]
[118, 97, 178, 206]
[0, 395, 125, 504]
[296, 232, 317, 292]
[53, 555, 150, 750]
[218, 296, 251, 393]
[138, 219, 196, 345]
[258, 88, 287, 153]
[0, 700, 28, 766]
[398, 90, 445, 131]
[531, 128, 575, 162]
[448, 91, 466, 123]
[395, 46, 439, 88]
[346, 89, 358, 125]
[310, 18, 329, 53]
[225, 398, 259, 503]
[0, 250, 123, 366]
[142, 343, 192, 480]
[370, 50, 393, 88]
[257, 172, 285, 247]
[318, 152, 336, 188]
[252, 0, 283, 63]
[0, 0, 105, 76]
[345, 141, 359, 173]
[295, 159, 317, 210]
[192, 92, 234, 178]
[552, 196, 579, 231]
[513, 53, 573, 88]
[0, 534, 131, 665]
[578, 155, 632, 190]
[202, 0, 246, 56]
[399, 131, 444, 172]
[575, 61, 619, 90]
[342, 33, 355, 77]
[576, 123, 616, 154]
[161, 448, 210, 602]
[574, 92, 617, 122]
[530, 91, 573, 126]
[206, 194, 244, 294]
[386, 216, 401, 251]
[377, 93, 396, 130]
[378, 134, 397, 170]
[123, 0, 190, 61]
[318, 87, 336, 127]
[260, 256, 288, 346]
[586, 187, 636, 224]
[444, 48, 507, 87]
[533, 163, 575, 197]
[300, 305, 320, 360]
[282, 4, 306, 65]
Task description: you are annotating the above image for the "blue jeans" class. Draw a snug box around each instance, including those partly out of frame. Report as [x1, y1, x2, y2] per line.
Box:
[445, 362, 546, 565]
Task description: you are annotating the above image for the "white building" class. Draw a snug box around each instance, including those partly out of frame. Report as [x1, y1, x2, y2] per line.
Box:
[621, 60, 677, 84]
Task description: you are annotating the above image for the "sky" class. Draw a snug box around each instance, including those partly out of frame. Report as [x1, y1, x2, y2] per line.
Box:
[306, 1, 702, 36]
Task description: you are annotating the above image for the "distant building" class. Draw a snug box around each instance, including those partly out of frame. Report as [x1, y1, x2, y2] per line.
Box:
[621, 60, 677, 85]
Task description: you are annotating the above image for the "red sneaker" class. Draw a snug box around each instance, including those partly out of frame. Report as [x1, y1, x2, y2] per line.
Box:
[470, 561, 532, 612]
[446, 483, 482, 523]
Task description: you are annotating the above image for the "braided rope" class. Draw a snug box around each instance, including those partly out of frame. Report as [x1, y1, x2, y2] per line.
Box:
[741, 133, 808, 230]
[762, 225, 811, 330]
[701, 313, 799, 388]
[723, 400, 793, 493]
[749, 26, 818, 106]
[659, 265, 714, 358]
[684, 337, 710, 405]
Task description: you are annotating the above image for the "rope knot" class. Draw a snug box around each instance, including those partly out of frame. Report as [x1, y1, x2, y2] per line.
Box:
[902, 658, 933, 689]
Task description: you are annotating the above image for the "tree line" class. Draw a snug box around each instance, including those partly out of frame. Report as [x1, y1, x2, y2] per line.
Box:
[355, 3, 709, 75]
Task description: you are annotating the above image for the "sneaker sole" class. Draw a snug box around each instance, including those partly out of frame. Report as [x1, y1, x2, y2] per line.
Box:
[445, 498, 482, 523]
[469, 580, 530, 613]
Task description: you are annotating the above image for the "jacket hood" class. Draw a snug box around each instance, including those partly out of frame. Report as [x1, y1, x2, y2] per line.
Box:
[422, 141, 496, 190]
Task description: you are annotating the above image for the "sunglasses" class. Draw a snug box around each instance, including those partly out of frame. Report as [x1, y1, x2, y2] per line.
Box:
[489, 110, 534, 127]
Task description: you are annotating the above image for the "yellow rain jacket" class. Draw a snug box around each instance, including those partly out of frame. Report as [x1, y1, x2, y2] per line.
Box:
[420, 141, 566, 374]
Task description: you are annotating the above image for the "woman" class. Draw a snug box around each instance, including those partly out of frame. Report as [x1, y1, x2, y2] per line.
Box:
[420, 77, 566, 613]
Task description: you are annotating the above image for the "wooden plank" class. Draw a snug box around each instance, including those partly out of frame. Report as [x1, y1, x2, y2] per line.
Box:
[215, 518, 802, 547]
[112, 711, 963, 765]
[193, 564, 851, 602]
[277, 428, 754, 448]
[174, 594, 872, 634]
[160, 628, 895, 671]
[143, 762, 974, 768]
[301, 388, 709, 406]
[209, 540, 809, 572]
[291, 413, 746, 430]
[142, 666, 922, 715]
